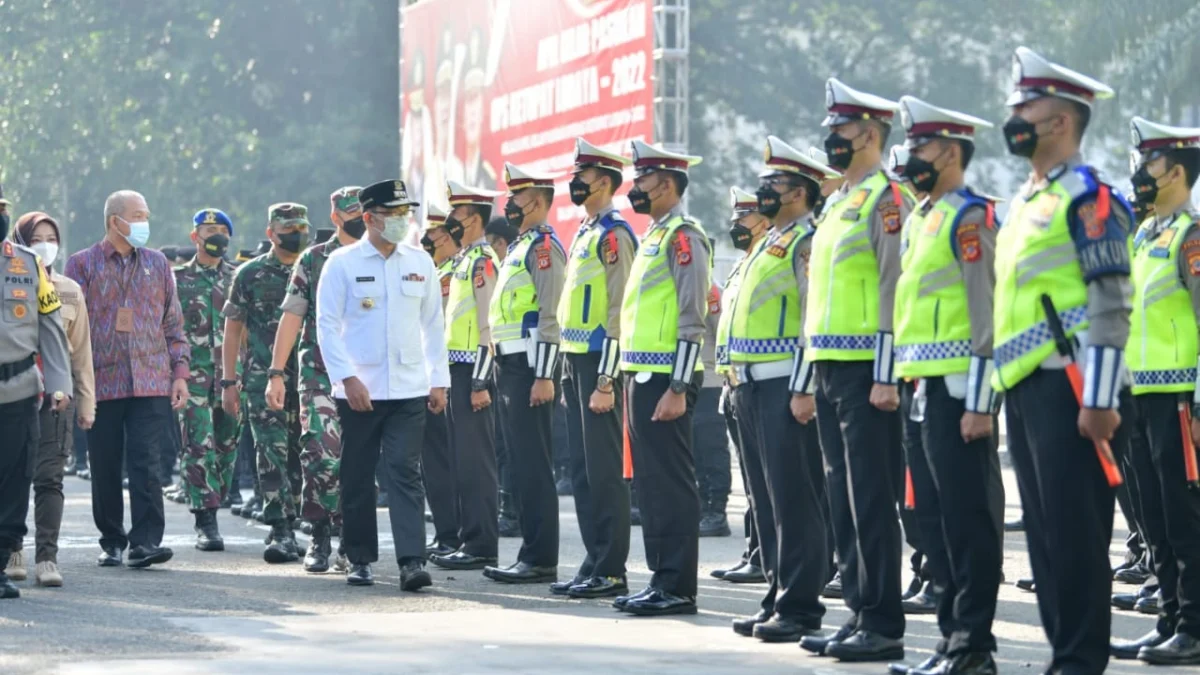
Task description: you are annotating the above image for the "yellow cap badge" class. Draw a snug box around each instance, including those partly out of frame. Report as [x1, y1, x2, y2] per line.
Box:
[202, 209, 218, 225]
[361, 297, 375, 310]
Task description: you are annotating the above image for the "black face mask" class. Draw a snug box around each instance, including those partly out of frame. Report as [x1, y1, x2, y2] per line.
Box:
[0, 212, 8, 241]
[276, 231, 308, 253]
[824, 132, 856, 171]
[569, 177, 593, 206]
[444, 216, 465, 243]
[729, 223, 754, 251]
[202, 233, 230, 258]
[902, 156, 939, 194]
[1002, 115, 1039, 158]
[1130, 196, 1152, 222]
[504, 200, 525, 228]
[420, 234, 436, 256]
[342, 216, 366, 240]
[1131, 166, 1164, 207]
[756, 186, 783, 218]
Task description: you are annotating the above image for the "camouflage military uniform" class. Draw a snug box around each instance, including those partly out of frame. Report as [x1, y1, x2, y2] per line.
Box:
[224, 252, 301, 525]
[281, 236, 343, 525]
[175, 257, 241, 511]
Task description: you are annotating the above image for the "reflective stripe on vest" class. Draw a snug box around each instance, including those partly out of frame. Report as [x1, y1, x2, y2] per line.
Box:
[894, 190, 987, 378]
[728, 223, 810, 363]
[1129, 213, 1199, 394]
[489, 229, 555, 344]
[446, 243, 498, 363]
[805, 171, 894, 361]
[557, 215, 635, 354]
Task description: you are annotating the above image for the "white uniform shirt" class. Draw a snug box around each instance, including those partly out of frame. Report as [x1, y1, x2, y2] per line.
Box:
[317, 239, 451, 401]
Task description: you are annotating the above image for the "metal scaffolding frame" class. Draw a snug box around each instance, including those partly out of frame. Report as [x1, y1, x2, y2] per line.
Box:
[652, 0, 689, 156]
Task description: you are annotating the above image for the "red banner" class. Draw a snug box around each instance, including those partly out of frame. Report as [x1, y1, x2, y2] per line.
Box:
[401, 0, 655, 241]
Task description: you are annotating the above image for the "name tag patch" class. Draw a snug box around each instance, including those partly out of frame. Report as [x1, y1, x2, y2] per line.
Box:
[355, 276, 375, 283]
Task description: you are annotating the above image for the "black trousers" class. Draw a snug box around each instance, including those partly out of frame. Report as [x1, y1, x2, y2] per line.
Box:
[908, 378, 1003, 655]
[1131, 393, 1200, 638]
[694, 386, 731, 512]
[495, 354, 558, 567]
[495, 397, 517, 516]
[422, 406, 459, 548]
[724, 394, 760, 568]
[814, 361, 905, 639]
[1005, 368, 1131, 675]
[733, 376, 828, 627]
[447, 364, 499, 557]
[89, 397, 170, 551]
[625, 370, 700, 597]
[161, 407, 183, 484]
[902, 379, 950, 618]
[337, 397, 427, 565]
[0, 396, 38, 559]
[562, 352, 630, 579]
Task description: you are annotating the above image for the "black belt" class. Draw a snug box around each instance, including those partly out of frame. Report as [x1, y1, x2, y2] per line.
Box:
[0, 354, 35, 381]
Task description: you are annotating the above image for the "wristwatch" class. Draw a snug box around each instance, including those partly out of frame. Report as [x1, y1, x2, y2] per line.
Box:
[669, 380, 688, 395]
[267, 368, 288, 381]
[596, 375, 615, 391]
[220, 378, 239, 389]
[471, 379, 489, 392]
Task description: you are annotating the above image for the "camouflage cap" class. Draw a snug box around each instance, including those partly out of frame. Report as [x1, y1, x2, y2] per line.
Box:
[268, 202, 309, 226]
[330, 186, 363, 214]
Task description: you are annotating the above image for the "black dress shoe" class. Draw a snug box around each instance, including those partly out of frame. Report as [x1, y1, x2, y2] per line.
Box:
[890, 653, 943, 675]
[1136, 591, 1161, 615]
[347, 563, 374, 586]
[903, 574, 924, 600]
[1115, 562, 1152, 585]
[903, 582, 941, 615]
[0, 574, 17, 599]
[77, 467, 91, 480]
[430, 551, 497, 571]
[822, 572, 843, 599]
[1015, 577, 1035, 592]
[753, 615, 818, 643]
[550, 575, 584, 595]
[400, 560, 432, 592]
[912, 652, 996, 675]
[800, 623, 855, 655]
[483, 561, 557, 584]
[623, 589, 697, 616]
[1112, 592, 1138, 611]
[1112, 628, 1169, 659]
[711, 560, 747, 579]
[826, 630, 905, 662]
[424, 541, 457, 559]
[612, 586, 653, 611]
[723, 563, 766, 584]
[733, 609, 770, 637]
[97, 547, 123, 567]
[1004, 516, 1024, 532]
[699, 512, 731, 537]
[567, 576, 627, 599]
[1140, 632, 1200, 665]
[127, 545, 173, 568]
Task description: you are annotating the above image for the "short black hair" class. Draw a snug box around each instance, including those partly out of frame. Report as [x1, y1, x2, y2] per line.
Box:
[485, 216, 517, 245]
[1056, 99, 1091, 143]
[800, 179, 820, 210]
[598, 167, 624, 192]
[957, 140, 975, 170]
[534, 187, 555, 207]
[667, 171, 689, 196]
[869, 120, 891, 152]
[1165, 148, 1200, 188]
[466, 204, 493, 224]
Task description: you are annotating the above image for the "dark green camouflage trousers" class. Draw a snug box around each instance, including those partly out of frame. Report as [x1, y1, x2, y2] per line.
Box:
[299, 389, 342, 525]
[181, 385, 241, 511]
[246, 390, 302, 524]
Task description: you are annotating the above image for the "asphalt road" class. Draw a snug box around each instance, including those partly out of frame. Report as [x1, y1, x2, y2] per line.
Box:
[0, 452, 1184, 675]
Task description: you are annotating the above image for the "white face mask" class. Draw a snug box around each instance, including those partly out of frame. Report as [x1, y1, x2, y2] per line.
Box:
[31, 242, 59, 267]
[379, 215, 411, 244]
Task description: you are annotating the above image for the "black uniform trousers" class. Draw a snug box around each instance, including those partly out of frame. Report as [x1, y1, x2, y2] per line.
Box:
[447, 363, 499, 557]
[625, 370, 701, 597]
[1130, 393, 1200, 638]
[561, 352, 630, 579]
[694, 386, 731, 512]
[733, 376, 828, 627]
[337, 397, 427, 565]
[1005, 368, 1132, 675]
[814, 361, 905, 639]
[724, 394, 761, 568]
[906, 378, 1003, 655]
[495, 353, 558, 567]
[89, 396, 170, 551]
[0, 396, 38, 561]
[422, 406, 459, 549]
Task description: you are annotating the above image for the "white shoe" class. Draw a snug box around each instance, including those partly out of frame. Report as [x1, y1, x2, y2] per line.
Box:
[35, 561, 63, 587]
[5, 550, 26, 581]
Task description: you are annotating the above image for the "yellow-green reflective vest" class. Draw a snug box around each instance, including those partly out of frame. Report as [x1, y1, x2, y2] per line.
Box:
[894, 190, 991, 378]
[806, 171, 899, 361]
[446, 243, 498, 363]
[728, 222, 811, 364]
[557, 211, 636, 354]
[489, 226, 562, 344]
[992, 168, 1098, 391]
[1128, 212, 1199, 394]
[437, 257, 455, 312]
[715, 255, 750, 375]
[620, 215, 710, 373]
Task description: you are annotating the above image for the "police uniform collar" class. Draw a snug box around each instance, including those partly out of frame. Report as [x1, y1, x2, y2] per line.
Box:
[838, 163, 885, 191]
[1022, 154, 1085, 197]
[587, 202, 618, 225]
[654, 204, 685, 227]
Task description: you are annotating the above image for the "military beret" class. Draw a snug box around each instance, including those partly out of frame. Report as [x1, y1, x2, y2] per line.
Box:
[193, 208, 234, 236]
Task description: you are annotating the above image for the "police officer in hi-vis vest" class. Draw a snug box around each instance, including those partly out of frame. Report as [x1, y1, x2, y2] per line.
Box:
[992, 47, 1135, 674]
[727, 136, 839, 644]
[800, 78, 914, 663]
[612, 140, 710, 617]
[710, 187, 771, 587]
[482, 163, 567, 585]
[552, 138, 637, 599]
[430, 181, 504, 572]
[888, 97, 1003, 675]
[1110, 118, 1200, 666]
